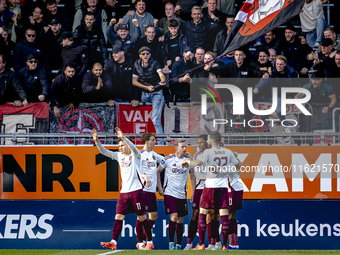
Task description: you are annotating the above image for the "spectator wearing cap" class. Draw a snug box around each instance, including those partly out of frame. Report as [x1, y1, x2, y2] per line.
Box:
[0, 54, 27, 106]
[73, 0, 108, 42]
[45, 0, 72, 31]
[213, 14, 234, 56]
[73, 11, 107, 66]
[279, 24, 311, 76]
[59, 31, 89, 85]
[17, 54, 49, 103]
[296, 70, 336, 114]
[307, 27, 340, 57]
[13, 27, 43, 74]
[182, 6, 221, 51]
[82, 62, 115, 105]
[157, 2, 185, 36]
[307, 38, 336, 77]
[299, 0, 328, 49]
[105, 44, 139, 106]
[115, 0, 154, 38]
[42, 18, 63, 78]
[169, 46, 195, 102]
[136, 25, 169, 70]
[50, 63, 81, 118]
[107, 23, 140, 59]
[132, 46, 166, 138]
[163, 19, 189, 64]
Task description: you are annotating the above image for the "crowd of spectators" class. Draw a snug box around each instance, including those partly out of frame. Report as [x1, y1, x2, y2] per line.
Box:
[0, 0, 339, 135]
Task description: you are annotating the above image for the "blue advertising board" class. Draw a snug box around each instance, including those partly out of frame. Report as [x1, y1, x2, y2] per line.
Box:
[0, 200, 339, 250]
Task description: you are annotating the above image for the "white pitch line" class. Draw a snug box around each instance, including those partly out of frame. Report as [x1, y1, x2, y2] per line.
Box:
[63, 230, 111, 232]
[97, 250, 123, 255]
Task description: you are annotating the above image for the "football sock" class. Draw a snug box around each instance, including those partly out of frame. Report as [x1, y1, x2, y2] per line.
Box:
[211, 219, 219, 246]
[207, 222, 212, 244]
[111, 220, 123, 242]
[187, 219, 198, 244]
[136, 220, 144, 243]
[169, 220, 176, 243]
[176, 223, 184, 245]
[140, 218, 153, 241]
[198, 213, 207, 245]
[220, 215, 229, 246]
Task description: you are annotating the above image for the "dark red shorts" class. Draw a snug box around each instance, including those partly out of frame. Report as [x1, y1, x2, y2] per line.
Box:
[199, 187, 229, 209]
[192, 188, 203, 210]
[116, 189, 146, 215]
[144, 191, 158, 212]
[228, 189, 243, 212]
[164, 195, 188, 217]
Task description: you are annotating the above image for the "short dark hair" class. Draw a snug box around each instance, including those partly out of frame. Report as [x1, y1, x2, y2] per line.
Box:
[135, 0, 146, 5]
[168, 19, 179, 28]
[46, 0, 57, 6]
[198, 134, 208, 141]
[0, 54, 6, 64]
[65, 63, 75, 69]
[26, 27, 36, 34]
[85, 11, 95, 17]
[226, 14, 235, 19]
[145, 24, 155, 32]
[336, 50, 340, 55]
[196, 47, 205, 53]
[208, 131, 221, 143]
[259, 49, 270, 57]
[141, 133, 155, 144]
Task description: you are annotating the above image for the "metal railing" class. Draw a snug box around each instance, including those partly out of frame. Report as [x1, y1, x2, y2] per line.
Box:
[1, 132, 339, 146]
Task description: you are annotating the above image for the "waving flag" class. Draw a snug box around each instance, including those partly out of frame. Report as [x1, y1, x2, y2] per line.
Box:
[220, 0, 305, 57]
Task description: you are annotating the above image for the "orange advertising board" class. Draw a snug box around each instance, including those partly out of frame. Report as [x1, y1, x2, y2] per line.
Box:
[1, 146, 340, 200]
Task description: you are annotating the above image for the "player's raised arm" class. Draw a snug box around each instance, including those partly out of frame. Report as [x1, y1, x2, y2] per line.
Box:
[115, 127, 141, 160]
[92, 129, 118, 160]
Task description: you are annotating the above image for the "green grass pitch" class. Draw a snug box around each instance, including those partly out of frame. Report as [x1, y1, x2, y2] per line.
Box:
[0, 250, 340, 255]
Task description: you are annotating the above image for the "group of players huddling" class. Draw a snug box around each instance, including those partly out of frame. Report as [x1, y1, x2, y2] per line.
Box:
[92, 128, 243, 250]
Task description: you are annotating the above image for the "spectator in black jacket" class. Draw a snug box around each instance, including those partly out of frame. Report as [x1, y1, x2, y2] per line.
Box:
[82, 62, 114, 105]
[17, 54, 49, 103]
[42, 18, 63, 79]
[202, 0, 227, 28]
[136, 25, 169, 69]
[73, 11, 107, 66]
[253, 30, 281, 60]
[170, 46, 194, 102]
[249, 49, 273, 74]
[106, 23, 140, 59]
[59, 31, 89, 84]
[105, 44, 139, 106]
[182, 6, 221, 51]
[50, 64, 80, 118]
[13, 28, 43, 74]
[279, 25, 311, 75]
[103, 0, 124, 22]
[132, 46, 166, 138]
[0, 54, 27, 106]
[213, 14, 234, 56]
[163, 19, 189, 64]
[45, 0, 72, 31]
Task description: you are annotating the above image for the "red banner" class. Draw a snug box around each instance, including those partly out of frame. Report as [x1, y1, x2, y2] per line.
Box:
[117, 104, 156, 135]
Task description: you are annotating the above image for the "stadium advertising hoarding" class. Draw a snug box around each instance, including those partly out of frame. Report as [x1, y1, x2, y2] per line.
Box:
[1, 146, 340, 200]
[0, 200, 339, 249]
